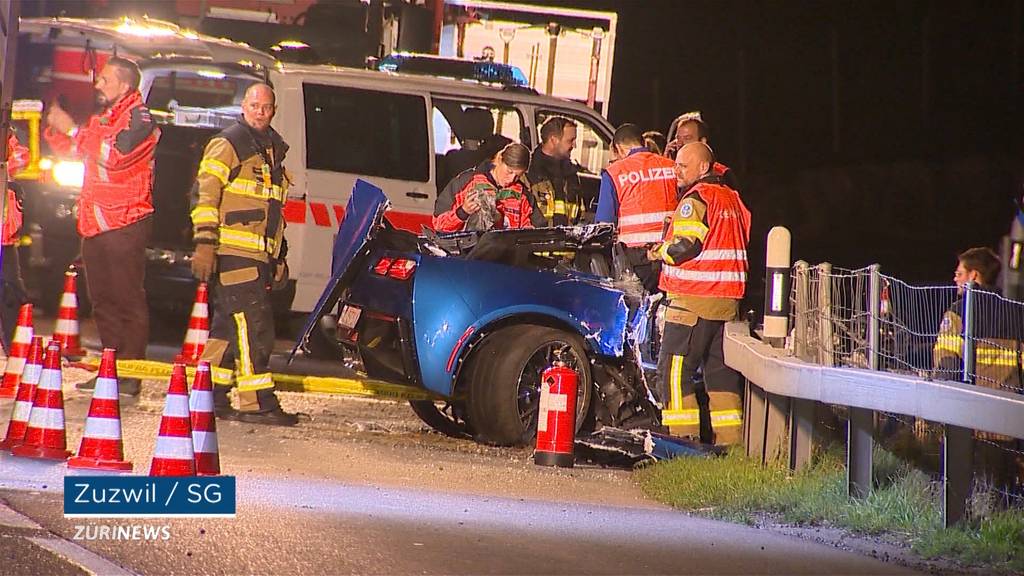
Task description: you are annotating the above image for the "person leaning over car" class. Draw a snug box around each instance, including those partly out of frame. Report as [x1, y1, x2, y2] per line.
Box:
[433, 142, 534, 232]
[44, 57, 159, 397]
[190, 83, 297, 427]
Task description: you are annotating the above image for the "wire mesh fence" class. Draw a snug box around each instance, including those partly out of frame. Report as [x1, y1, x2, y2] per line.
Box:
[788, 261, 1024, 509]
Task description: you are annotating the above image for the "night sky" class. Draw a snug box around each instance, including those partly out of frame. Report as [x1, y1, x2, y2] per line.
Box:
[540, 0, 1022, 285]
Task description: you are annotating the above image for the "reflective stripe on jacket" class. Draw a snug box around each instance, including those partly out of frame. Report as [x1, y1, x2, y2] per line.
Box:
[44, 91, 159, 238]
[605, 151, 677, 246]
[659, 181, 750, 299]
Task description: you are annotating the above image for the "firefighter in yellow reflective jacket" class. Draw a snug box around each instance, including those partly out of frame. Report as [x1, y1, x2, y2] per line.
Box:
[527, 117, 584, 227]
[190, 83, 297, 427]
[933, 247, 1023, 486]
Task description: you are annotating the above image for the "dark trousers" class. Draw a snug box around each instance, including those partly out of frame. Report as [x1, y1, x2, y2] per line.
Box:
[623, 246, 662, 294]
[657, 316, 744, 443]
[201, 256, 280, 413]
[81, 217, 151, 360]
[0, 245, 27, 348]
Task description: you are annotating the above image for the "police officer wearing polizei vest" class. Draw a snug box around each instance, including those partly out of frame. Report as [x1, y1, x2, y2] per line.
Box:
[44, 57, 159, 396]
[647, 142, 751, 445]
[190, 83, 297, 426]
[595, 124, 678, 293]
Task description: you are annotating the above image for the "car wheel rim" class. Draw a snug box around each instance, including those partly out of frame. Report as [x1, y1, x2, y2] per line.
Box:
[515, 340, 587, 437]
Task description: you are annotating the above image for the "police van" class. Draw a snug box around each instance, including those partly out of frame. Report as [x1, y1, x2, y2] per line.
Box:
[14, 17, 615, 321]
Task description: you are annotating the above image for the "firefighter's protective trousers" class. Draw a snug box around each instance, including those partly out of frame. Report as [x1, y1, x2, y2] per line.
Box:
[657, 313, 744, 444]
[202, 256, 279, 413]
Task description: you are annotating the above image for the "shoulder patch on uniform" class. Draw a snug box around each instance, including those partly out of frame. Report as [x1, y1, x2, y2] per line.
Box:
[679, 202, 694, 218]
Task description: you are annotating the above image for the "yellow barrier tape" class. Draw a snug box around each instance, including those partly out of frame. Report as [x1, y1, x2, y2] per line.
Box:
[74, 358, 439, 401]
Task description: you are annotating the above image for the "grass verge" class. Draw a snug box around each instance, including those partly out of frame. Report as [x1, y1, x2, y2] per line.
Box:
[634, 448, 1024, 573]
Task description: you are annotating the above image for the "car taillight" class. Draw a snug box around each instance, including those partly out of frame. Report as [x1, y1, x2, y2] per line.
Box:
[371, 256, 417, 280]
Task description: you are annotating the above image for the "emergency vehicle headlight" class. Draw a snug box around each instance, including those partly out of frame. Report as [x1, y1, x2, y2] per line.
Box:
[52, 160, 84, 188]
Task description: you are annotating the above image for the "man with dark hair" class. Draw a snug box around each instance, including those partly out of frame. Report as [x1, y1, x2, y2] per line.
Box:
[191, 83, 297, 426]
[44, 56, 159, 396]
[528, 117, 583, 227]
[665, 111, 739, 192]
[434, 143, 534, 232]
[595, 123, 678, 292]
[933, 246, 1024, 489]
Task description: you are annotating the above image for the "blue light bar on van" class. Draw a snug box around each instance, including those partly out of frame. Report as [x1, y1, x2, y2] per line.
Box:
[377, 53, 530, 88]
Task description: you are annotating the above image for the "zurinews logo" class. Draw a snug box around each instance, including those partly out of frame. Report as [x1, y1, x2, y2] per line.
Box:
[73, 524, 171, 541]
[64, 476, 236, 519]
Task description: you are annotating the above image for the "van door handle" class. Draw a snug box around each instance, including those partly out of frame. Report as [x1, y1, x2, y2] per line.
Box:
[406, 192, 429, 199]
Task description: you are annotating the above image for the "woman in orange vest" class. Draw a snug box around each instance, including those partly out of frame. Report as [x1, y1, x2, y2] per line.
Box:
[433, 143, 534, 232]
[2, 130, 29, 344]
[647, 142, 751, 445]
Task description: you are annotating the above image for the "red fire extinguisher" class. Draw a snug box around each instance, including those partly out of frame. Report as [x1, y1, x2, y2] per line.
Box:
[534, 361, 578, 468]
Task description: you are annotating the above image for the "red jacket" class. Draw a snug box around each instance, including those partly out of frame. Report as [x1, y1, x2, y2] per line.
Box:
[3, 132, 29, 246]
[433, 165, 533, 232]
[659, 181, 751, 299]
[605, 151, 677, 246]
[44, 90, 159, 238]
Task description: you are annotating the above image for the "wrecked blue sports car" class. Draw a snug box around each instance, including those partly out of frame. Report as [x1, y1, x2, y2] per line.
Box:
[296, 180, 660, 446]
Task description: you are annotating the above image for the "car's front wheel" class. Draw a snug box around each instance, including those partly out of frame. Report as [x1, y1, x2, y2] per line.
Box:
[467, 325, 592, 446]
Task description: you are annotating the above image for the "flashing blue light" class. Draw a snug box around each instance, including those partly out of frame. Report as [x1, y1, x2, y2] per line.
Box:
[377, 54, 530, 88]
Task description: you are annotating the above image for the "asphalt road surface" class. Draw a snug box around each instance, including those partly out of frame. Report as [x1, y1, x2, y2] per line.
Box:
[0, 316, 923, 575]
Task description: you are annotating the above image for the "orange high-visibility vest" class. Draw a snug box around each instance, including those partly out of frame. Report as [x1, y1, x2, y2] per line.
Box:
[44, 91, 159, 238]
[659, 182, 751, 299]
[606, 151, 677, 246]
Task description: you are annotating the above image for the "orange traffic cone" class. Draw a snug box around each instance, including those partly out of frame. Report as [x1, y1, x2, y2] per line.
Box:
[150, 362, 196, 476]
[0, 303, 34, 398]
[12, 342, 71, 460]
[69, 348, 132, 471]
[189, 361, 220, 475]
[53, 267, 86, 359]
[0, 337, 44, 451]
[179, 283, 210, 365]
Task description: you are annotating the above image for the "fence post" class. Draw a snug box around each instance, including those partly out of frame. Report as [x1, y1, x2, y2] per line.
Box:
[944, 282, 976, 527]
[793, 261, 810, 360]
[848, 264, 879, 498]
[790, 262, 831, 471]
[817, 263, 834, 367]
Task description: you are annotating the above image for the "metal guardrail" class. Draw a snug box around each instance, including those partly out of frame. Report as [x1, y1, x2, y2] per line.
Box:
[723, 322, 1024, 439]
[723, 321, 1024, 527]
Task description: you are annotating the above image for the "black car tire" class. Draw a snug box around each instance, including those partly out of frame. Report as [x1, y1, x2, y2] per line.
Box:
[408, 399, 473, 439]
[467, 324, 593, 446]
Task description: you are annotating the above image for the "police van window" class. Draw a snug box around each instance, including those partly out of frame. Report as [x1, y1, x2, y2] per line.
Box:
[432, 100, 526, 189]
[304, 83, 429, 182]
[536, 111, 610, 175]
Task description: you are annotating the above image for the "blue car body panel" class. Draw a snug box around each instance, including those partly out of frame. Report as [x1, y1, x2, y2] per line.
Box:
[299, 181, 633, 399]
[411, 256, 628, 396]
